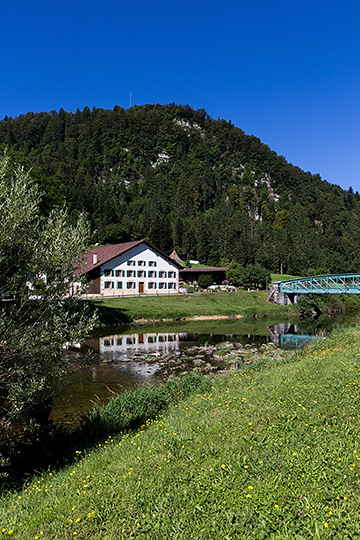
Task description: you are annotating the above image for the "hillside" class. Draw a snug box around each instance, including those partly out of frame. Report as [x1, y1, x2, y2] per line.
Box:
[1, 103, 359, 274]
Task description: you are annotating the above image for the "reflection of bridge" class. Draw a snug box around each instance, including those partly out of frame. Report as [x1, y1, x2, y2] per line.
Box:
[268, 323, 326, 349]
[268, 274, 360, 305]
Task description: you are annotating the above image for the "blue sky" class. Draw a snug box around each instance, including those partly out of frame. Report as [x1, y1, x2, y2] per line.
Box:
[1, 0, 359, 191]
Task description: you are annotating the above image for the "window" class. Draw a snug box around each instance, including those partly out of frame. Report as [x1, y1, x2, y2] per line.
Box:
[126, 282, 135, 289]
[149, 261, 157, 267]
[158, 282, 166, 289]
[115, 269, 124, 277]
[104, 281, 112, 289]
[159, 271, 165, 278]
[138, 260, 145, 266]
[127, 260, 136, 266]
[117, 281, 123, 289]
[117, 338, 122, 346]
[148, 270, 157, 278]
[103, 339, 111, 346]
[126, 337, 135, 344]
[168, 283, 174, 289]
[104, 269, 112, 277]
[137, 270, 146, 278]
[127, 270, 134, 277]
[148, 282, 156, 289]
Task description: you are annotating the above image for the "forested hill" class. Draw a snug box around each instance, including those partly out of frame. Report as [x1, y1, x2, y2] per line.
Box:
[1, 103, 359, 275]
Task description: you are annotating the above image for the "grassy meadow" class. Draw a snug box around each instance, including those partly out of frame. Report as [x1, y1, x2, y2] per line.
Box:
[93, 290, 294, 325]
[2, 326, 360, 538]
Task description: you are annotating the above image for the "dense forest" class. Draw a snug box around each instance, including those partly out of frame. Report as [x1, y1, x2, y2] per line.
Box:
[1, 103, 359, 275]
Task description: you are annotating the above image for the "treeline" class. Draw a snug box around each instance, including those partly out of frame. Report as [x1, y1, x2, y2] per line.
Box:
[1, 103, 359, 275]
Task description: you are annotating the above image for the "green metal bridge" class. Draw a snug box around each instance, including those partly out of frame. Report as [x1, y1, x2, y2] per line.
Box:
[268, 274, 360, 305]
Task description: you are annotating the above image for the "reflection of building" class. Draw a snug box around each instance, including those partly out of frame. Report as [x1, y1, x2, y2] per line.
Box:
[78, 240, 181, 296]
[93, 333, 182, 355]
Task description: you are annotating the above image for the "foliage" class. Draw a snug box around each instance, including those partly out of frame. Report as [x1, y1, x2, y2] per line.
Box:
[0, 152, 97, 438]
[226, 261, 245, 286]
[197, 273, 213, 289]
[242, 263, 271, 289]
[226, 262, 270, 289]
[1, 104, 360, 274]
[296, 293, 360, 317]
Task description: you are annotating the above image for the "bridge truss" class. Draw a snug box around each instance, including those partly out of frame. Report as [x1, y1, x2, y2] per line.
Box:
[280, 274, 360, 295]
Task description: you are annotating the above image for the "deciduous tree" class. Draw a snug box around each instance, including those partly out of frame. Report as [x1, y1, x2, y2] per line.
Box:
[0, 152, 96, 439]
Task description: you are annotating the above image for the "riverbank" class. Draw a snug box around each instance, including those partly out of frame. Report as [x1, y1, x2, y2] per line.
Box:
[91, 290, 360, 327]
[91, 290, 295, 326]
[2, 326, 360, 538]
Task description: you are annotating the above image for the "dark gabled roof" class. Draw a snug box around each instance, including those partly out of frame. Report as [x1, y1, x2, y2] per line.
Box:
[78, 239, 182, 276]
[179, 267, 228, 274]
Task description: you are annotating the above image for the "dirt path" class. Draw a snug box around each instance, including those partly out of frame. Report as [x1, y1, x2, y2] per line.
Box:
[183, 314, 244, 321]
[134, 314, 244, 324]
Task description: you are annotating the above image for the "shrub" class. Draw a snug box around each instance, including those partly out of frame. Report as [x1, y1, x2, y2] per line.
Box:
[198, 274, 213, 289]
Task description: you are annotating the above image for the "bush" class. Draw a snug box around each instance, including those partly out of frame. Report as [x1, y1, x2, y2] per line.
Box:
[198, 274, 213, 289]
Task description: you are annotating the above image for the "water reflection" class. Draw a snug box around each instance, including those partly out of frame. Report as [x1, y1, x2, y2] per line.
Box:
[52, 313, 358, 425]
[82, 324, 325, 359]
[267, 323, 325, 349]
[82, 330, 269, 362]
[88, 332, 184, 359]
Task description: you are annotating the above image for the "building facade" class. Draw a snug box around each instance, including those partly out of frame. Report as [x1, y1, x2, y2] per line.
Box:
[79, 240, 181, 296]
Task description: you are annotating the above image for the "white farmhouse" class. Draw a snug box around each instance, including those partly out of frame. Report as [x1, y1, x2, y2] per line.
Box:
[78, 240, 181, 296]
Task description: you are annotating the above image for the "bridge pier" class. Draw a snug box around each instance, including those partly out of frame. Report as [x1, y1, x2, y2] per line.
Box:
[268, 282, 298, 305]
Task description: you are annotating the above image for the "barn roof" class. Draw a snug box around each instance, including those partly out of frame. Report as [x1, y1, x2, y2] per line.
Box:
[179, 267, 228, 274]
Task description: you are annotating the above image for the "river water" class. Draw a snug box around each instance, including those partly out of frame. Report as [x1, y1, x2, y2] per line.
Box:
[50, 312, 360, 425]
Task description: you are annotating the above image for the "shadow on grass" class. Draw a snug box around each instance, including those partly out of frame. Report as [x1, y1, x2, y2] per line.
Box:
[89, 301, 133, 326]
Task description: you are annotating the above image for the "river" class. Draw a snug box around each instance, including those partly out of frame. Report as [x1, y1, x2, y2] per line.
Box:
[50, 312, 360, 425]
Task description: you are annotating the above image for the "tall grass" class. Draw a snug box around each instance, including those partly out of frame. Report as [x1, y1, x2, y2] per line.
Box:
[82, 373, 214, 438]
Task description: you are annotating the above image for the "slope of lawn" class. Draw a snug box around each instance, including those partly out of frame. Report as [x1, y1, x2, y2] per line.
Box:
[93, 289, 293, 325]
[1, 327, 360, 538]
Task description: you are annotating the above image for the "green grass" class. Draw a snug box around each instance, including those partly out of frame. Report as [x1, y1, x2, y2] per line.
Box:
[105, 317, 281, 338]
[93, 290, 292, 325]
[271, 273, 302, 282]
[2, 327, 360, 538]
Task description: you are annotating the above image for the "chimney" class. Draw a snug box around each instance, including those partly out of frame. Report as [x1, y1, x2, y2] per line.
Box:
[93, 253, 98, 265]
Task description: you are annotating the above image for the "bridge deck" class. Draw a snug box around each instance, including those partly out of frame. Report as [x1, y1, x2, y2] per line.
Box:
[279, 274, 360, 295]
